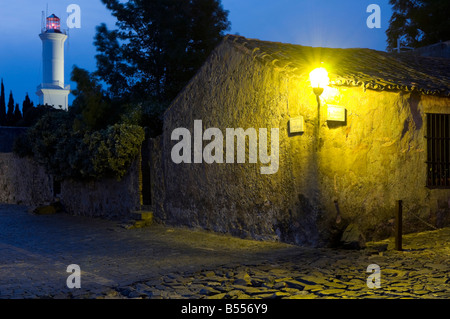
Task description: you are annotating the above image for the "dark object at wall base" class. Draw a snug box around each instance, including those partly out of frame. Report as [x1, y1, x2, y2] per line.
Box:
[340, 223, 366, 250]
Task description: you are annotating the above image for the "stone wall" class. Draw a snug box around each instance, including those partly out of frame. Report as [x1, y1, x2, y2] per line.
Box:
[0, 152, 141, 219]
[161, 42, 294, 242]
[312, 88, 450, 242]
[157, 40, 450, 246]
[59, 158, 141, 219]
[160, 41, 327, 244]
[149, 136, 165, 220]
[0, 153, 53, 206]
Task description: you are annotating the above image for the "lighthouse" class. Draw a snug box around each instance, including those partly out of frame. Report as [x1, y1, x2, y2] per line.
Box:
[36, 14, 70, 111]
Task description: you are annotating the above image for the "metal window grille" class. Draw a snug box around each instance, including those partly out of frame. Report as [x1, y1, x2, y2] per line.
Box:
[426, 113, 450, 188]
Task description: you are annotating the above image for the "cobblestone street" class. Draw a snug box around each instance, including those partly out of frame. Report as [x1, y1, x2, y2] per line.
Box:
[0, 204, 448, 299]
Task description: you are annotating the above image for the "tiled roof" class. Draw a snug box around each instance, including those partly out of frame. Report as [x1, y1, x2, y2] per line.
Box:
[225, 35, 450, 97]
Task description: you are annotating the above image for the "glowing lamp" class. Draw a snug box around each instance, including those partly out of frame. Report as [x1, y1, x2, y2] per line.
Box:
[309, 67, 329, 96]
[46, 14, 61, 32]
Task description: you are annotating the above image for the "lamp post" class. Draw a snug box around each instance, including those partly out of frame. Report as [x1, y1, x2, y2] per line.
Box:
[309, 67, 329, 134]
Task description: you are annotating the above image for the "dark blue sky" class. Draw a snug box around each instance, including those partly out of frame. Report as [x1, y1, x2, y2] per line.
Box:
[0, 0, 392, 108]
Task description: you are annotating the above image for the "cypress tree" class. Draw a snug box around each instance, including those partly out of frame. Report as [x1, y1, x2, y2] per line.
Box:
[22, 93, 33, 116]
[13, 103, 22, 125]
[6, 90, 14, 126]
[0, 79, 5, 126]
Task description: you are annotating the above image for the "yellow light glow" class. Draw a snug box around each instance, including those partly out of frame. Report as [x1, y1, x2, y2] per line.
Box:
[321, 86, 339, 101]
[309, 67, 329, 89]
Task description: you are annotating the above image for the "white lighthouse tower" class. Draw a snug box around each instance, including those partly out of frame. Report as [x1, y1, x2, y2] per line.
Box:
[36, 14, 70, 111]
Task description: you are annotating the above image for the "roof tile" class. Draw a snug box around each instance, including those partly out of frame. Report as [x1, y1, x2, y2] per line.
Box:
[225, 35, 450, 97]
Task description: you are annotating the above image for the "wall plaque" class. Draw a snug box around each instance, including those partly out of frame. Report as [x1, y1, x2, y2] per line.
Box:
[289, 116, 304, 134]
[327, 105, 346, 122]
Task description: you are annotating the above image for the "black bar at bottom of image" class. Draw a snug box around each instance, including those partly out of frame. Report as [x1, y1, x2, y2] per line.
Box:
[2, 298, 445, 318]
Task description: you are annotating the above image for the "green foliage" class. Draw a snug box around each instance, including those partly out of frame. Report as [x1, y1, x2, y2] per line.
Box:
[71, 66, 126, 132]
[18, 104, 54, 128]
[120, 100, 166, 138]
[87, 0, 231, 137]
[386, 0, 450, 51]
[84, 124, 145, 180]
[12, 105, 60, 156]
[14, 111, 145, 181]
[12, 130, 33, 157]
[13, 63, 146, 181]
[24, 111, 76, 178]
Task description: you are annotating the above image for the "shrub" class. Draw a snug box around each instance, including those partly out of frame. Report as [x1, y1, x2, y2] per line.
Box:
[14, 111, 145, 181]
[83, 124, 145, 180]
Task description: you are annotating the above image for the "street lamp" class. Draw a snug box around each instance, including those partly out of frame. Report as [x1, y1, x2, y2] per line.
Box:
[309, 66, 329, 141]
[309, 67, 329, 97]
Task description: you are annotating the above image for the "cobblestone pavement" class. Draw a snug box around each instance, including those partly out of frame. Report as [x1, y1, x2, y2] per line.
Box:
[0, 204, 448, 299]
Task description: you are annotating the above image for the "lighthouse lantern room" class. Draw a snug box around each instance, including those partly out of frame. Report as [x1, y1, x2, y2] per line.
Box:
[36, 14, 70, 110]
[46, 14, 61, 32]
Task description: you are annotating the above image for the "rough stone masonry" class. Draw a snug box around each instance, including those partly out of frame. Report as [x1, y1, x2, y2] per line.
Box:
[154, 35, 450, 247]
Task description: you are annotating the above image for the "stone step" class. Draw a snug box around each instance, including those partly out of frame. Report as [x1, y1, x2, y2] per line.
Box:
[33, 202, 64, 215]
[133, 211, 154, 221]
[119, 211, 154, 230]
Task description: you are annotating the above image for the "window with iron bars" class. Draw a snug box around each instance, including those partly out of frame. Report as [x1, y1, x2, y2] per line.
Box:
[426, 113, 450, 188]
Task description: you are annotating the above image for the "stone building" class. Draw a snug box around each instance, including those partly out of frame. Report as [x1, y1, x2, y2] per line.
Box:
[151, 35, 450, 247]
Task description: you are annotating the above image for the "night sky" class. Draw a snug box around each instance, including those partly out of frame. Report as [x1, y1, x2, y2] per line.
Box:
[0, 0, 392, 108]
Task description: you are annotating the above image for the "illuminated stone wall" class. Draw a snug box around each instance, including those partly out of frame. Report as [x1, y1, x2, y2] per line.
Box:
[157, 40, 450, 246]
[310, 87, 450, 241]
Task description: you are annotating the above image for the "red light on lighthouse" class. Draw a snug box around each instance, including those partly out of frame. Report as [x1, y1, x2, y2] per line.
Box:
[46, 14, 61, 32]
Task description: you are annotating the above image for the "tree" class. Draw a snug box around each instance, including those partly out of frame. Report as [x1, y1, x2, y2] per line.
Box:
[94, 0, 230, 105]
[386, 0, 450, 51]
[17, 104, 52, 128]
[0, 79, 6, 126]
[13, 103, 22, 125]
[6, 90, 14, 126]
[22, 93, 34, 117]
[70, 66, 125, 131]
[14, 111, 145, 181]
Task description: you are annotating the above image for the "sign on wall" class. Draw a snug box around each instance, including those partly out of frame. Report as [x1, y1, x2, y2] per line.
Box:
[289, 116, 305, 134]
[327, 105, 346, 122]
